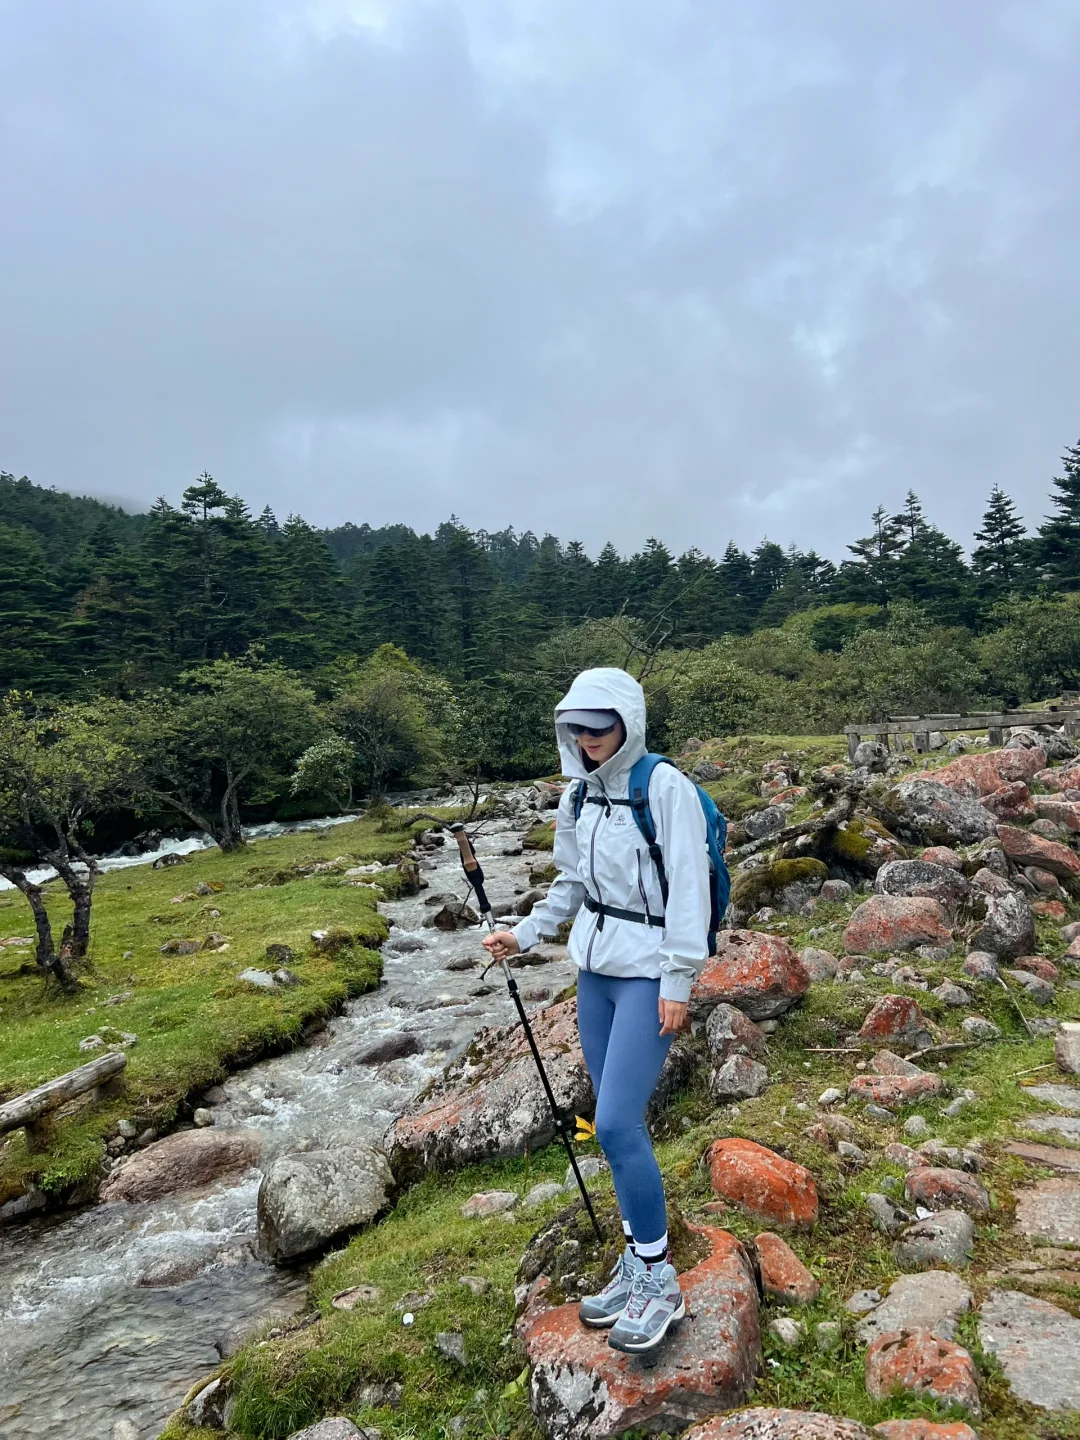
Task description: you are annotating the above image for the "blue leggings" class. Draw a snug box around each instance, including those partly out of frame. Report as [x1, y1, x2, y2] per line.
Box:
[576, 969, 673, 1248]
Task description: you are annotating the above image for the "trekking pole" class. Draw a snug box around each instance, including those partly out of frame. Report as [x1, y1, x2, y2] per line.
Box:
[449, 822, 605, 1244]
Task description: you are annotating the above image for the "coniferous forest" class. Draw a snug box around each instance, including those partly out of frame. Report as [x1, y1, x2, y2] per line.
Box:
[1, 444, 1080, 895]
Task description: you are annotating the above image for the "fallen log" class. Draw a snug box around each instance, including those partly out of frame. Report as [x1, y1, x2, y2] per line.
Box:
[0, 1051, 127, 1151]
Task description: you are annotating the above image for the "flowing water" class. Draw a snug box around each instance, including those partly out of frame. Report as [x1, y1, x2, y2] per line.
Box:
[0, 813, 571, 1439]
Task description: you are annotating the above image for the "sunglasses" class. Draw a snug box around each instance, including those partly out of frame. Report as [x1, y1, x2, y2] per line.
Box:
[565, 720, 619, 738]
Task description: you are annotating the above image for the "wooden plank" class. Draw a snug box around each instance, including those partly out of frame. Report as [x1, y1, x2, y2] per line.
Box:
[0, 1052, 126, 1134]
[844, 707, 1080, 737]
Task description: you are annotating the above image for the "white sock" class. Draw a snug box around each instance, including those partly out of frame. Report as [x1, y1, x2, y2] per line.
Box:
[635, 1233, 668, 1266]
[622, 1220, 635, 1251]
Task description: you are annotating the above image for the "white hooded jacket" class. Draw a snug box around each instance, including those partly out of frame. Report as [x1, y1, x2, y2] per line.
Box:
[511, 668, 710, 1003]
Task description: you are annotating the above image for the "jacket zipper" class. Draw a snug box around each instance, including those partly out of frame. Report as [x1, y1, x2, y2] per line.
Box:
[636, 850, 650, 918]
[585, 780, 609, 972]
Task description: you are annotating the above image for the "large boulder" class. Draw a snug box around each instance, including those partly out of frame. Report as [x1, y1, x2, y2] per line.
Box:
[729, 859, 827, 922]
[518, 1228, 760, 1440]
[257, 1142, 391, 1261]
[968, 883, 1035, 960]
[1033, 798, 1080, 833]
[913, 746, 1046, 797]
[887, 780, 998, 847]
[704, 1004, 767, 1063]
[707, 1138, 819, 1228]
[100, 1128, 262, 1204]
[981, 780, 1037, 823]
[843, 896, 951, 955]
[1035, 762, 1080, 793]
[997, 825, 1080, 880]
[874, 860, 970, 914]
[386, 999, 593, 1184]
[689, 932, 810, 1022]
[824, 817, 908, 877]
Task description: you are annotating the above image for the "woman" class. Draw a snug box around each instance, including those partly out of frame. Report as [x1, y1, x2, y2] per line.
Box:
[482, 667, 709, 1354]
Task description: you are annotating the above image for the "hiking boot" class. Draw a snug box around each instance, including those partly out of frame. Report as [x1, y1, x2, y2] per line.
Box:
[607, 1260, 685, 1353]
[578, 1248, 645, 1328]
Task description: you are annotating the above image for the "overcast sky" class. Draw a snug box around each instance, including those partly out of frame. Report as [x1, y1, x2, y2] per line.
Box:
[2, 0, 1079, 560]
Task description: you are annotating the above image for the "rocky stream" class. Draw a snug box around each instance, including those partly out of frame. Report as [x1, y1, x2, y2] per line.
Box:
[0, 808, 572, 1440]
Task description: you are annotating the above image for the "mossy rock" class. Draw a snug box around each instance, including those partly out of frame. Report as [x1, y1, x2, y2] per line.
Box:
[529, 861, 558, 886]
[731, 857, 828, 914]
[825, 815, 907, 874]
[522, 824, 555, 852]
[517, 1197, 710, 1306]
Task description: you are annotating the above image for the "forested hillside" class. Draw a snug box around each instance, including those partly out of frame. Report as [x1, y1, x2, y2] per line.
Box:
[1, 446, 1079, 820]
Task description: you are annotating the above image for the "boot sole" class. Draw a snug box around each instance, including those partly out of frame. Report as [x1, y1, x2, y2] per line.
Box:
[579, 1306, 627, 1328]
[607, 1299, 686, 1353]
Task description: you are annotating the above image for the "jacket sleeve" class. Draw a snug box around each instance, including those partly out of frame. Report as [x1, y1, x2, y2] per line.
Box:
[512, 788, 586, 952]
[653, 768, 710, 1002]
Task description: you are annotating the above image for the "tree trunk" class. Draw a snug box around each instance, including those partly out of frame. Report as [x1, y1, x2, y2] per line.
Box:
[50, 853, 96, 963]
[0, 864, 77, 991]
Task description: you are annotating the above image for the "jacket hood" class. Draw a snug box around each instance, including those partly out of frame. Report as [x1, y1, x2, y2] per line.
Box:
[554, 667, 646, 784]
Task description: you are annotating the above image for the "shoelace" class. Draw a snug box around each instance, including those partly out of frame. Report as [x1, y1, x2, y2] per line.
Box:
[623, 1267, 665, 1320]
[601, 1253, 636, 1294]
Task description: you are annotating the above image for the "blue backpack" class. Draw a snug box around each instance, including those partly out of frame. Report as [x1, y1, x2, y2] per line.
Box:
[572, 753, 731, 953]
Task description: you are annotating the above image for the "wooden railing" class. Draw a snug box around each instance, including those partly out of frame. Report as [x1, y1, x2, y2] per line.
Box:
[0, 1052, 127, 1152]
[843, 706, 1080, 762]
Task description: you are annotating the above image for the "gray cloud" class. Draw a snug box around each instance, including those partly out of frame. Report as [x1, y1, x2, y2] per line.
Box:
[1, 0, 1078, 559]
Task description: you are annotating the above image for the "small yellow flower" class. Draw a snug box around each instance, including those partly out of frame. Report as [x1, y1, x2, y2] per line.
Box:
[573, 1116, 596, 1143]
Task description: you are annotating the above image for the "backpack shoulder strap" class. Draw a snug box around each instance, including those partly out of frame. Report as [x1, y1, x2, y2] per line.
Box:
[571, 779, 588, 821]
[628, 753, 676, 905]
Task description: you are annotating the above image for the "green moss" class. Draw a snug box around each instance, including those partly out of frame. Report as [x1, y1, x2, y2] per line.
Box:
[522, 823, 555, 852]
[731, 857, 829, 912]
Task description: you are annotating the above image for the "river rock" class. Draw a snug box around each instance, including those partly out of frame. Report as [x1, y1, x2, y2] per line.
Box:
[187, 1377, 231, 1428]
[350, 1032, 422, 1066]
[874, 861, 970, 914]
[864, 1329, 980, 1415]
[857, 995, 934, 1053]
[517, 1227, 760, 1440]
[978, 1288, 1080, 1411]
[685, 1412, 875, 1440]
[386, 998, 593, 1184]
[893, 1211, 975, 1271]
[257, 1143, 392, 1261]
[427, 903, 480, 930]
[707, 1138, 818, 1228]
[888, 779, 998, 847]
[100, 1128, 262, 1203]
[843, 897, 951, 956]
[689, 931, 810, 1022]
[857, 1270, 973, 1343]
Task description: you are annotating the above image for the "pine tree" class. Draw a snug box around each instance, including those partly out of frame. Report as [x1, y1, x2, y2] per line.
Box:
[894, 490, 927, 544]
[593, 543, 629, 616]
[894, 524, 973, 626]
[839, 506, 906, 606]
[971, 486, 1028, 600]
[715, 542, 754, 633]
[1037, 440, 1080, 591]
[561, 540, 596, 620]
[0, 522, 64, 691]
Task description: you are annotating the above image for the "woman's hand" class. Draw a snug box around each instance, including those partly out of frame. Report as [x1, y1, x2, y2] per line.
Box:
[658, 998, 689, 1036]
[482, 930, 520, 963]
